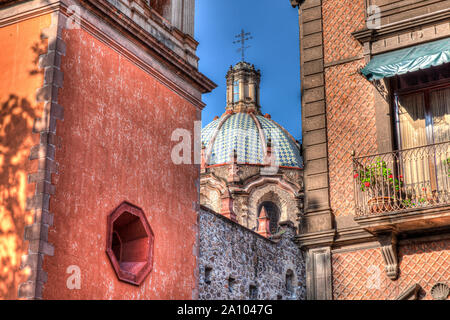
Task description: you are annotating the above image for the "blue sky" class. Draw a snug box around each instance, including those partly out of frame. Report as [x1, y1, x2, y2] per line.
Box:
[194, 0, 302, 141]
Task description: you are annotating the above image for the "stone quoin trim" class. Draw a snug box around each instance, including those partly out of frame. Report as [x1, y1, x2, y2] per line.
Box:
[18, 10, 65, 300]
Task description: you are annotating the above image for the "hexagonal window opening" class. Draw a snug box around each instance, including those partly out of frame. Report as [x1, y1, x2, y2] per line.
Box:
[106, 202, 154, 286]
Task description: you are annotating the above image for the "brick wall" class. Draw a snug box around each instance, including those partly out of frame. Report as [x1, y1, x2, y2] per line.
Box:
[322, 0, 378, 217]
[322, 0, 365, 64]
[332, 239, 450, 300]
[325, 61, 377, 217]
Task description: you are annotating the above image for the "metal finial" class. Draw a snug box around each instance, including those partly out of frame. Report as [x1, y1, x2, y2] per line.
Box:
[233, 29, 253, 62]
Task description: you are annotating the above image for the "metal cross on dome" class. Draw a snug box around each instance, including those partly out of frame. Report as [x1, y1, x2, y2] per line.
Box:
[233, 29, 253, 62]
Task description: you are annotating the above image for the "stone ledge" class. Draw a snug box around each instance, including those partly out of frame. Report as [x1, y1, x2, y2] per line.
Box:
[295, 229, 335, 250]
[354, 205, 450, 234]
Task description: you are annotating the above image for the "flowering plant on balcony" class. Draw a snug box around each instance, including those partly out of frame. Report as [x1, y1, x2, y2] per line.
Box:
[353, 158, 402, 198]
[446, 157, 450, 177]
[401, 197, 427, 208]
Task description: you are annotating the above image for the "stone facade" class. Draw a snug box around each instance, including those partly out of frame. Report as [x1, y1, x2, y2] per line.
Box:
[200, 61, 304, 237]
[201, 166, 304, 232]
[198, 206, 306, 300]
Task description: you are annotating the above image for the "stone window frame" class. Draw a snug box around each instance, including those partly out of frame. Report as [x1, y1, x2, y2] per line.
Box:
[106, 202, 154, 286]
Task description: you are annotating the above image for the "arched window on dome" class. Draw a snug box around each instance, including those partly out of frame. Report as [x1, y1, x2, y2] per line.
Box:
[233, 80, 239, 103]
[257, 201, 280, 234]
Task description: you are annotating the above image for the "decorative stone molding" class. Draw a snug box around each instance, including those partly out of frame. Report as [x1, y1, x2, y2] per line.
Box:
[305, 247, 333, 300]
[200, 186, 221, 214]
[431, 282, 449, 300]
[227, 151, 241, 184]
[17, 10, 65, 300]
[396, 283, 421, 300]
[220, 190, 237, 222]
[247, 184, 300, 231]
[242, 175, 301, 197]
[352, 7, 450, 57]
[75, 0, 216, 95]
[106, 202, 154, 286]
[378, 232, 398, 280]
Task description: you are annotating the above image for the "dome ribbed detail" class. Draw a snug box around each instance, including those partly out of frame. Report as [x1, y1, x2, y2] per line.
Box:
[202, 113, 302, 168]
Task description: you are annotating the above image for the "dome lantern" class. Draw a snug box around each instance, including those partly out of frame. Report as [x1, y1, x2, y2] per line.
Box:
[200, 60, 304, 235]
[226, 62, 261, 114]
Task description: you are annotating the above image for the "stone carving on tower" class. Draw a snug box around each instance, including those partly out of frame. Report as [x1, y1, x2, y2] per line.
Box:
[200, 61, 304, 237]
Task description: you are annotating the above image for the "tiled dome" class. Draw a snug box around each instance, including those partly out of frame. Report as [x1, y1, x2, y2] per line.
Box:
[202, 112, 303, 168]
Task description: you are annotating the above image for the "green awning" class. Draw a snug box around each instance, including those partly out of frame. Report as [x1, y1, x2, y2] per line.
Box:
[361, 38, 450, 81]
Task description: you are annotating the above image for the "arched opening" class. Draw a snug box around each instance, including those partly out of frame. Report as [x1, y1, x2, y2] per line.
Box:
[257, 201, 280, 234]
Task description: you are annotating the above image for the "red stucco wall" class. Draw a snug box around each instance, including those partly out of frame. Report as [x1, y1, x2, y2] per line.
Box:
[43, 26, 200, 299]
[0, 14, 51, 300]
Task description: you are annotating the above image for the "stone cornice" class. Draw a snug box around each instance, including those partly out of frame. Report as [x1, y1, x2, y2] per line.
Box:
[295, 229, 336, 250]
[0, 0, 217, 108]
[0, 0, 61, 26]
[66, 6, 208, 109]
[78, 0, 217, 94]
[296, 214, 450, 252]
[352, 8, 450, 45]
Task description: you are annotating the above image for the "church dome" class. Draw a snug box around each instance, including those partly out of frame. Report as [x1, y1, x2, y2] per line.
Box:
[202, 112, 303, 168]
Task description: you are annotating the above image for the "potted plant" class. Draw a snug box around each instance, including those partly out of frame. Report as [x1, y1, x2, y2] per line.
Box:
[354, 158, 402, 213]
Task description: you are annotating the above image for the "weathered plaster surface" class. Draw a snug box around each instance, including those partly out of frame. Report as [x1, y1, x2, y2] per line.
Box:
[42, 25, 200, 300]
[0, 13, 52, 300]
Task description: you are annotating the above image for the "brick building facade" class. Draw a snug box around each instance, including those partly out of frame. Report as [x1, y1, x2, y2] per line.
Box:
[290, 0, 449, 300]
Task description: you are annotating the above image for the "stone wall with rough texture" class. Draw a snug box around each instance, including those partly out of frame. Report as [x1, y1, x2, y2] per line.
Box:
[198, 207, 306, 300]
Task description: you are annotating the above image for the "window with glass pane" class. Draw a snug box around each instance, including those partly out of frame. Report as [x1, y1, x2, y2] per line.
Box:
[233, 80, 239, 103]
[396, 86, 450, 205]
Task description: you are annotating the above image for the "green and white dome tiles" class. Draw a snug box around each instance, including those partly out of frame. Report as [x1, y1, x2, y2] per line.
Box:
[202, 112, 303, 168]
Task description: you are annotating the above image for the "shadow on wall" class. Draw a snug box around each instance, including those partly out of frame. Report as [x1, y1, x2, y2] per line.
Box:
[0, 31, 49, 299]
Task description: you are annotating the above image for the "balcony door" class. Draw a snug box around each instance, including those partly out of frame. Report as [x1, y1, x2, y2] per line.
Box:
[395, 86, 450, 203]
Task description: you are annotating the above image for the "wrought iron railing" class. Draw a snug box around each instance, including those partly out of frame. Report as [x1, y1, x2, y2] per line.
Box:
[353, 141, 450, 216]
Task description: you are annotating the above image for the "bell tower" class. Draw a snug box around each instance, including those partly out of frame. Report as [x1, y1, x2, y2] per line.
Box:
[225, 62, 262, 114]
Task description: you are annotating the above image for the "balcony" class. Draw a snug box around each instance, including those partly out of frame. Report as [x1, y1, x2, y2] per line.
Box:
[353, 141, 450, 234]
